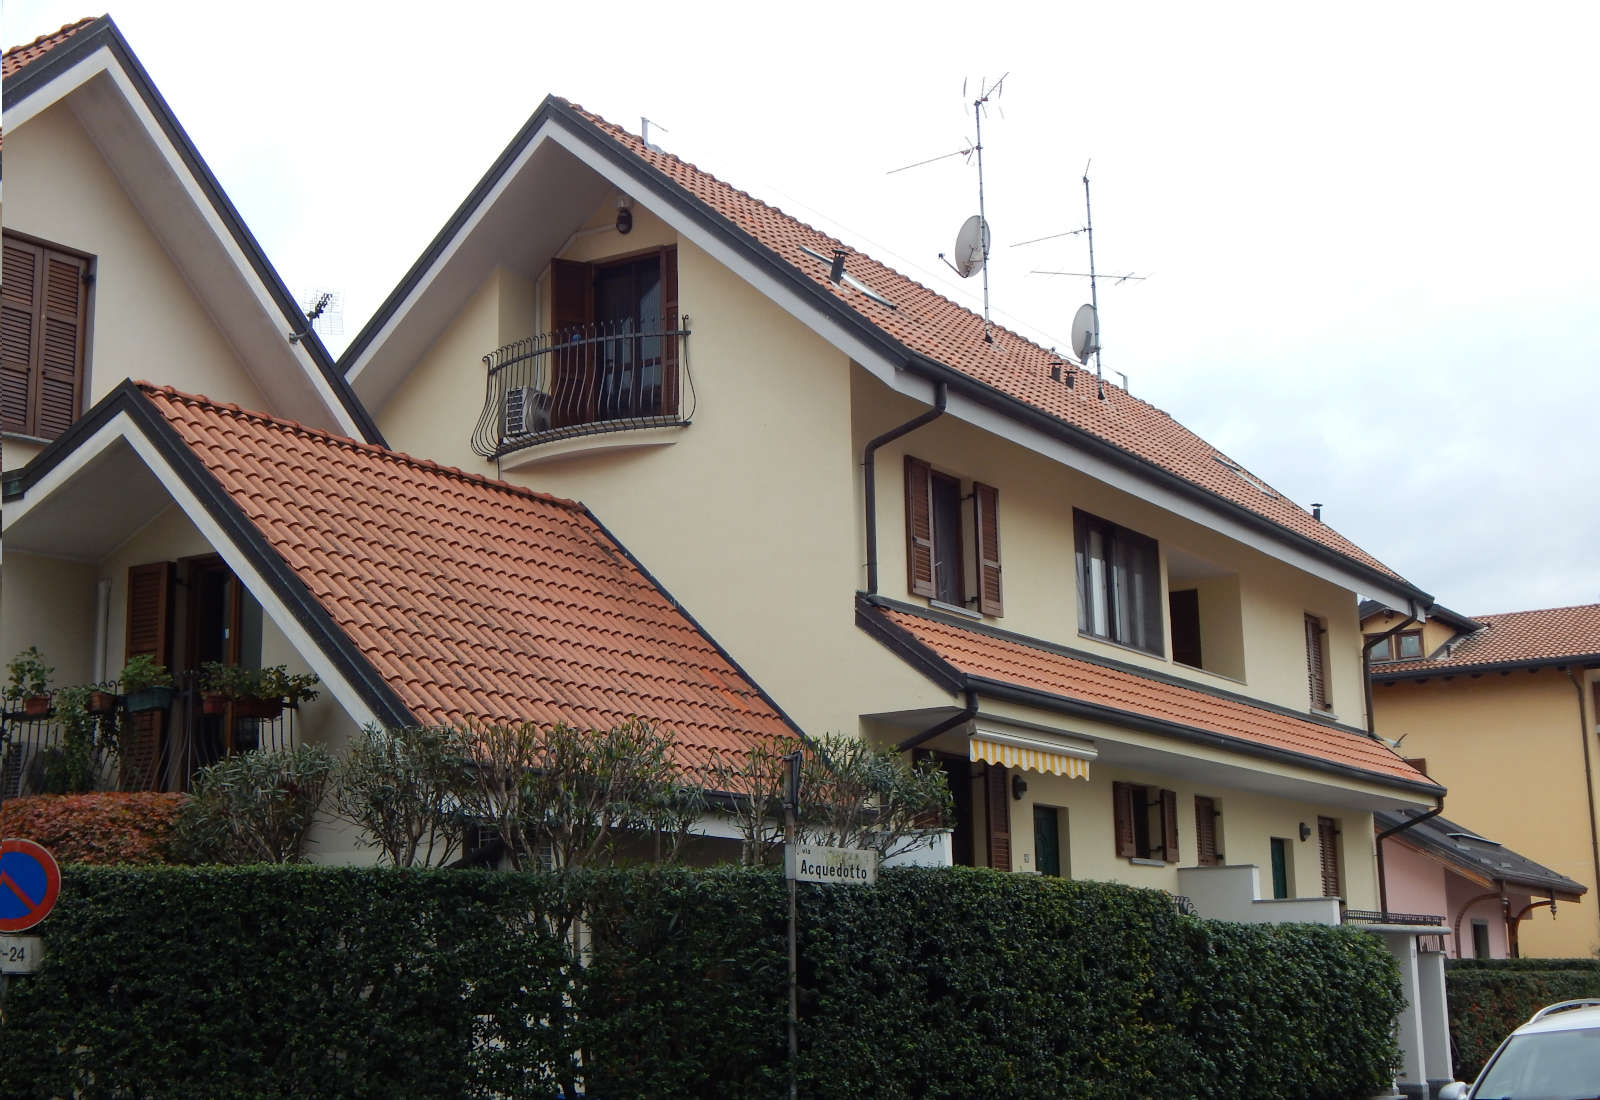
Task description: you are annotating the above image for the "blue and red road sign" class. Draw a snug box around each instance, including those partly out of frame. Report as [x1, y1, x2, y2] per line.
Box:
[0, 838, 61, 933]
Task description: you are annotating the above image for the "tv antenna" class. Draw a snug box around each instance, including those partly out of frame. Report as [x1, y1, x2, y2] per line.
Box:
[890, 73, 1007, 343]
[299, 289, 343, 338]
[1014, 162, 1147, 395]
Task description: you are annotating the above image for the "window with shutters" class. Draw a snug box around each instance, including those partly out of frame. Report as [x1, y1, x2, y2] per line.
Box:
[1304, 613, 1332, 711]
[904, 455, 1002, 617]
[1194, 795, 1221, 866]
[1317, 815, 1343, 898]
[1075, 510, 1162, 655]
[1112, 781, 1178, 863]
[549, 248, 679, 428]
[1, 231, 92, 442]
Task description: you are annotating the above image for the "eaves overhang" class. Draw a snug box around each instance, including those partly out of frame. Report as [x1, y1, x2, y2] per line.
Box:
[339, 95, 1429, 610]
[857, 594, 1446, 801]
[1, 16, 384, 447]
[1371, 653, 1600, 683]
[2, 381, 414, 729]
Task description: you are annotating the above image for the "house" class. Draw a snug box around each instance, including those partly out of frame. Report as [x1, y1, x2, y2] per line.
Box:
[1364, 600, 1600, 957]
[1375, 808, 1586, 959]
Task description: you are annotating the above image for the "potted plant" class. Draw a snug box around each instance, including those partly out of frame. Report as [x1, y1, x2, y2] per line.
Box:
[196, 663, 320, 720]
[5, 646, 54, 717]
[87, 686, 121, 715]
[197, 661, 237, 716]
[120, 654, 176, 714]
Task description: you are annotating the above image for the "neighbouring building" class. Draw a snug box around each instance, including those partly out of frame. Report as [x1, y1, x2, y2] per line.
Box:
[1365, 600, 1600, 957]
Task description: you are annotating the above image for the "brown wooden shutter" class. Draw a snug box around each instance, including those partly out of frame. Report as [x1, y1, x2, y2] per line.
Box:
[1305, 613, 1330, 710]
[659, 246, 679, 417]
[985, 762, 1011, 871]
[1113, 781, 1136, 858]
[973, 481, 1003, 617]
[122, 561, 174, 790]
[1318, 816, 1342, 897]
[1, 235, 42, 434]
[548, 259, 592, 429]
[1194, 796, 1219, 866]
[904, 456, 935, 597]
[1160, 788, 1179, 863]
[36, 249, 88, 439]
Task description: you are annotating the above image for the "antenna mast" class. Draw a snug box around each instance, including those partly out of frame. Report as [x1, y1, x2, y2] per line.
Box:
[1082, 163, 1101, 383]
[971, 76, 1003, 343]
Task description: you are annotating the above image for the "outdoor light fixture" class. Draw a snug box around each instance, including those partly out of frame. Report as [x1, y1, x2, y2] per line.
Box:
[1012, 774, 1028, 801]
[616, 195, 633, 234]
[1299, 822, 1312, 841]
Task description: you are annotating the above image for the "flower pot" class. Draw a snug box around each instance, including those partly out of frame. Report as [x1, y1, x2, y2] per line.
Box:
[22, 695, 51, 718]
[88, 690, 120, 715]
[235, 697, 284, 721]
[124, 686, 176, 714]
[202, 693, 229, 716]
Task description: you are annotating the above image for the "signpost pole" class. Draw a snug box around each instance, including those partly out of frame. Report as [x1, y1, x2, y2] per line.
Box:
[783, 750, 801, 1100]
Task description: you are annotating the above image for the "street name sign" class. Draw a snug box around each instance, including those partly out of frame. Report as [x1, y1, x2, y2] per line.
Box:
[0, 837, 62, 933]
[785, 843, 877, 885]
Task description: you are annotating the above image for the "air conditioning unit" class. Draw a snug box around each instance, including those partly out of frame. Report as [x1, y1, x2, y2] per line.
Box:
[503, 387, 551, 437]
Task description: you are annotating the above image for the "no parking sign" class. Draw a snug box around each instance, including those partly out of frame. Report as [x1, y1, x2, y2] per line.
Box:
[0, 838, 61, 933]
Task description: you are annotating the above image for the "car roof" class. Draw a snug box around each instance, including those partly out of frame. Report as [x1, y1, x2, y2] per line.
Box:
[1517, 1002, 1600, 1035]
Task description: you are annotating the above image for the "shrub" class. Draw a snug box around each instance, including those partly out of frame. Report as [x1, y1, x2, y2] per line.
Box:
[1446, 957, 1600, 1080]
[171, 744, 335, 863]
[331, 724, 471, 867]
[0, 792, 185, 864]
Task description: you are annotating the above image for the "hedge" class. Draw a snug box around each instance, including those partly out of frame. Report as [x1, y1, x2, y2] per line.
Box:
[1446, 957, 1600, 1081]
[0, 792, 186, 864]
[0, 866, 1403, 1099]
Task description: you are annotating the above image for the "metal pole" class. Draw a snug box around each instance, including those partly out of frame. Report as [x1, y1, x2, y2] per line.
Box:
[1082, 168, 1102, 386]
[974, 97, 992, 344]
[784, 750, 801, 1100]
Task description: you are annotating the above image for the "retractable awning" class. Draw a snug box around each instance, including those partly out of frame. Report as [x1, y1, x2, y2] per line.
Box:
[970, 725, 1095, 780]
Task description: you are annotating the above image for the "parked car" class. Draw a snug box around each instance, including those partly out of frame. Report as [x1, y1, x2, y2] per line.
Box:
[1440, 998, 1600, 1099]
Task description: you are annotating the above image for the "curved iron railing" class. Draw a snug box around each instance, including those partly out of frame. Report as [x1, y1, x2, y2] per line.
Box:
[471, 316, 694, 460]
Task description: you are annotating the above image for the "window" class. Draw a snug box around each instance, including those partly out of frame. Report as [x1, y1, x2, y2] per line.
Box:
[2, 231, 91, 441]
[1366, 630, 1424, 662]
[547, 248, 679, 428]
[1471, 920, 1492, 960]
[1075, 510, 1162, 654]
[1194, 795, 1221, 866]
[1317, 816, 1343, 898]
[1304, 613, 1331, 711]
[1269, 837, 1292, 898]
[1113, 781, 1177, 862]
[905, 455, 1002, 616]
[1164, 548, 1246, 679]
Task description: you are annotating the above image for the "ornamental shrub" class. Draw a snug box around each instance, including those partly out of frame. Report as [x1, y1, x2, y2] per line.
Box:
[1446, 957, 1600, 1081]
[0, 792, 185, 864]
[0, 866, 1405, 1099]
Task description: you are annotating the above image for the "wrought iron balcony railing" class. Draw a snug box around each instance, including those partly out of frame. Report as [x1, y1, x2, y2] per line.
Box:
[472, 316, 694, 460]
[0, 671, 297, 800]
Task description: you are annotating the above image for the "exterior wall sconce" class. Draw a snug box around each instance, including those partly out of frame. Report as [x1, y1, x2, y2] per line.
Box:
[616, 196, 633, 235]
[1299, 822, 1312, 841]
[1012, 774, 1029, 801]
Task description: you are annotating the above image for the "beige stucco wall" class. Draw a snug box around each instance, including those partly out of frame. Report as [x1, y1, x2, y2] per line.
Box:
[1372, 670, 1600, 956]
[2, 103, 267, 472]
[0, 552, 100, 687]
[855, 377, 1368, 721]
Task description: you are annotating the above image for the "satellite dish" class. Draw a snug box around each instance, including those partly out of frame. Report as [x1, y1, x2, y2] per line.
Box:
[952, 215, 990, 278]
[1071, 303, 1099, 363]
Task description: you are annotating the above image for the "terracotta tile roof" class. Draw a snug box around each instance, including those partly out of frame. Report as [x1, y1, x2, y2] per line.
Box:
[559, 99, 1405, 583]
[2, 16, 98, 80]
[862, 600, 1436, 791]
[137, 384, 796, 775]
[1374, 603, 1600, 676]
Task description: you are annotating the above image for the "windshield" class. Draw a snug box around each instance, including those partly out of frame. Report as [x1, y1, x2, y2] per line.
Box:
[1474, 1026, 1600, 1099]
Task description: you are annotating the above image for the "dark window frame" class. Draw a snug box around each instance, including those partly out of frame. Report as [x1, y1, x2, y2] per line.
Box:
[1075, 509, 1164, 655]
[905, 455, 1003, 617]
[1113, 781, 1178, 863]
[1366, 629, 1424, 663]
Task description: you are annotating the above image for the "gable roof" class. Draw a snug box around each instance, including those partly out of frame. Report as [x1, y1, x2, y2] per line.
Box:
[858, 594, 1441, 798]
[1376, 809, 1587, 899]
[1, 15, 382, 446]
[1360, 598, 1480, 634]
[3, 383, 799, 775]
[1371, 603, 1600, 680]
[341, 95, 1428, 608]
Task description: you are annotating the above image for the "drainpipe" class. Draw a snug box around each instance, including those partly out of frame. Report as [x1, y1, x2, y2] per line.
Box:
[1363, 600, 1420, 735]
[1567, 668, 1600, 945]
[93, 577, 112, 681]
[1376, 796, 1444, 920]
[863, 383, 948, 595]
[897, 688, 978, 753]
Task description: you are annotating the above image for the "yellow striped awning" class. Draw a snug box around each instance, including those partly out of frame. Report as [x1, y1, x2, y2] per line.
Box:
[970, 736, 1092, 780]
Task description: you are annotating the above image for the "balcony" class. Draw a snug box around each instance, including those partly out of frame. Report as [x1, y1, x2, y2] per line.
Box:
[0, 671, 298, 798]
[471, 317, 693, 461]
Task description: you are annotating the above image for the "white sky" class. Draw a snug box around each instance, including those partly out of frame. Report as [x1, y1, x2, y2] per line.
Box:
[6, 0, 1597, 617]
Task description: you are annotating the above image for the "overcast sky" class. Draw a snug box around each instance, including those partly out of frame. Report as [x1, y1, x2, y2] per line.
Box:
[6, 1, 1597, 617]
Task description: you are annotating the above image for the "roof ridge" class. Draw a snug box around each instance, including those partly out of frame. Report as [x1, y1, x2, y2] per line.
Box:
[135, 383, 585, 513]
[1474, 602, 1600, 620]
[2, 15, 98, 63]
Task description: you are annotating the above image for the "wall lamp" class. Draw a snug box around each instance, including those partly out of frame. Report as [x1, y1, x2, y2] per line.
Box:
[616, 195, 633, 235]
[1012, 774, 1029, 801]
[1299, 822, 1312, 842]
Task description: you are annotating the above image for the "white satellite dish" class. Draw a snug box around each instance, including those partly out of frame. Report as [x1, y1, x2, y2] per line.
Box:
[1071, 303, 1099, 363]
[952, 215, 990, 278]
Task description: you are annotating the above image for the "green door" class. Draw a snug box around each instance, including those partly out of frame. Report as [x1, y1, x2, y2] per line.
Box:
[1270, 837, 1289, 899]
[1033, 806, 1061, 877]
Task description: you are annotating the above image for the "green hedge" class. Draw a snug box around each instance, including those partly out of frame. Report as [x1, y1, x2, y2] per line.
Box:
[1446, 957, 1600, 1081]
[0, 866, 1402, 1099]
